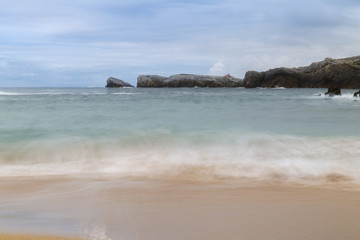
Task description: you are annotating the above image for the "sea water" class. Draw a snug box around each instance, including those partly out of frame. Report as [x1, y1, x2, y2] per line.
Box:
[1, 87, 359, 184]
[1, 87, 360, 239]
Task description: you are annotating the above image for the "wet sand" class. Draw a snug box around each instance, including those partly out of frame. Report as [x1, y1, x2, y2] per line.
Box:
[1, 176, 360, 240]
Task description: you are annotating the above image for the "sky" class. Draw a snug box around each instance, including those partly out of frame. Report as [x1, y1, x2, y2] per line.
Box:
[0, 0, 360, 87]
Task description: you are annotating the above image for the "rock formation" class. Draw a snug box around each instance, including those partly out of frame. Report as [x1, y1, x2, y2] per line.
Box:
[243, 56, 360, 89]
[325, 87, 341, 96]
[106, 77, 134, 88]
[136, 75, 168, 88]
[137, 74, 243, 88]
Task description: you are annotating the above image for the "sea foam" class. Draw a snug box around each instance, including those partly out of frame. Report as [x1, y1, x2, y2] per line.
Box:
[1, 134, 359, 186]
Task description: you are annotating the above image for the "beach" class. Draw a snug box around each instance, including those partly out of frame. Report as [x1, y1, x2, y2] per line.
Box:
[1, 87, 360, 239]
[1, 176, 360, 239]
[2, 0, 360, 237]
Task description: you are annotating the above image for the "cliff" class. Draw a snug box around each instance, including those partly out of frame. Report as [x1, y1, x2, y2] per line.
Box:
[137, 74, 243, 88]
[243, 56, 360, 88]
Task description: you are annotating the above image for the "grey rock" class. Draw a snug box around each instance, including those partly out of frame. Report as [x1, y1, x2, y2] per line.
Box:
[243, 56, 360, 88]
[137, 75, 167, 88]
[325, 87, 341, 96]
[137, 74, 243, 88]
[243, 71, 265, 88]
[106, 77, 134, 88]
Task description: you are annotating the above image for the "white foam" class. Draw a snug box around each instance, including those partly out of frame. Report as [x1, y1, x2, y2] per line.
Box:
[306, 92, 360, 101]
[0, 90, 139, 96]
[1, 135, 359, 186]
[110, 92, 140, 95]
[0, 91, 24, 96]
[0, 90, 69, 96]
[83, 225, 112, 240]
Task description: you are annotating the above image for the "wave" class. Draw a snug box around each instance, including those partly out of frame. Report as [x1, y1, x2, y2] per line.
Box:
[1, 134, 359, 187]
[0, 91, 25, 96]
[0, 90, 138, 96]
[0, 90, 77, 96]
[317, 93, 356, 98]
[109, 92, 141, 95]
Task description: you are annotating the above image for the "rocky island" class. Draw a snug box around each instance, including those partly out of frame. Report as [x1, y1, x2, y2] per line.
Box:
[106, 77, 134, 88]
[106, 56, 360, 91]
[243, 56, 360, 89]
[137, 74, 243, 88]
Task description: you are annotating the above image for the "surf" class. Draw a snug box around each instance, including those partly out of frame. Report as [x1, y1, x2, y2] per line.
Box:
[0, 134, 358, 187]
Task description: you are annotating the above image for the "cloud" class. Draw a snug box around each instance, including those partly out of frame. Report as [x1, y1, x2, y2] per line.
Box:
[209, 61, 226, 76]
[0, 0, 360, 86]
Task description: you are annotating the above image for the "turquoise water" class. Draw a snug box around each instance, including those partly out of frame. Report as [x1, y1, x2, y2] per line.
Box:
[1, 87, 360, 184]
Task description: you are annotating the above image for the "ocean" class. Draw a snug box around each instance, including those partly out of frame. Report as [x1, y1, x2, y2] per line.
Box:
[1, 87, 360, 183]
[1, 87, 360, 239]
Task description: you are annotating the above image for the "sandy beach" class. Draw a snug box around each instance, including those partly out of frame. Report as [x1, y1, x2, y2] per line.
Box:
[1, 176, 360, 240]
[2, 88, 360, 239]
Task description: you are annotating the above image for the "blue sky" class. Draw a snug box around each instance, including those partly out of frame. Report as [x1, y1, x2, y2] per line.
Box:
[0, 0, 359, 87]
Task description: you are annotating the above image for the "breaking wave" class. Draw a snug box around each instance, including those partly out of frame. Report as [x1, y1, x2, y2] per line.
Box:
[0, 91, 25, 96]
[1, 134, 359, 186]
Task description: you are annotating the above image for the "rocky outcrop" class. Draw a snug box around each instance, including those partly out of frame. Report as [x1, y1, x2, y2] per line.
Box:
[106, 77, 134, 88]
[136, 75, 168, 87]
[325, 87, 341, 96]
[244, 56, 360, 89]
[137, 74, 243, 88]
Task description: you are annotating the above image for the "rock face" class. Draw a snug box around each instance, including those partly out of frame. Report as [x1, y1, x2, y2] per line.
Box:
[243, 56, 360, 88]
[137, 74, 243, 88]
[106, 77, 134, 88]
[136, 75, 168, 88]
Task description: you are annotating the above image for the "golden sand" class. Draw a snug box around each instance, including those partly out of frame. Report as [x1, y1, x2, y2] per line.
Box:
[1, 177, 360, 240]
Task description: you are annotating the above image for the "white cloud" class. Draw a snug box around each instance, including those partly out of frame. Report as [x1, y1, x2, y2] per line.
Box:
[1, 0, 360, 86]
[208, 61, 226, 76]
